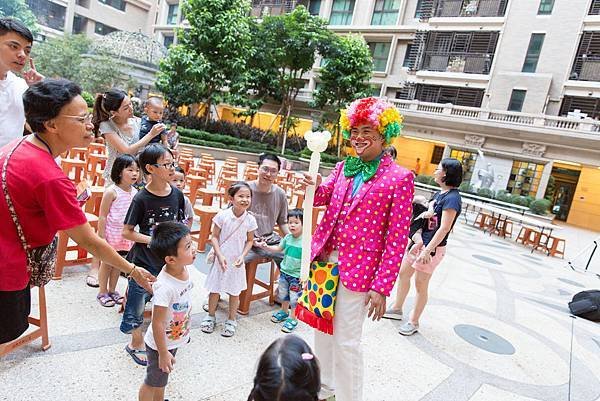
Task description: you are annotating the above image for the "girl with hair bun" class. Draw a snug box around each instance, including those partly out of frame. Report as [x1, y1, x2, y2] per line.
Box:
[248, 335, 321, 401]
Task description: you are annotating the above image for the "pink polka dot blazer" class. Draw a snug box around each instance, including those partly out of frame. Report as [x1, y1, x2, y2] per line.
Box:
[311, 155, 414, 297]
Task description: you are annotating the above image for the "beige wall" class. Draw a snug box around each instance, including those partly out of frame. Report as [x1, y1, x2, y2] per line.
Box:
[487, 0, 588, 114]
[74, 0, 152, 35]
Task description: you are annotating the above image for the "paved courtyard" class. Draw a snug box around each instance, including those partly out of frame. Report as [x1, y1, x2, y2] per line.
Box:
[2, 216, 599, 401]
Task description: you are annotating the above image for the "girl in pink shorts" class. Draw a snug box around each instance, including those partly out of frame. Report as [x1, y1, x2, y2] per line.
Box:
[383, 158, 463, 336]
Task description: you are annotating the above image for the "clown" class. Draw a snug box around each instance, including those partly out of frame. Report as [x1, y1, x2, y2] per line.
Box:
[300, 97, 414, 401]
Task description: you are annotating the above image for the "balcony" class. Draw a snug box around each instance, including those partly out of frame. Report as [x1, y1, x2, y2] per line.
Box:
[421, 52, 493, 74]
[433, 0, 508, 18]
[389, 99, 600, 135]
[571, 55, 600, 82]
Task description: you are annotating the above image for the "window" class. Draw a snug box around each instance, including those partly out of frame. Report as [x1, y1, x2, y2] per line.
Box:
[507, 160, 544, 197]
[430, 145, 445, 165]
[371, 84, 382, 97]
[94, 22, 118, 35]
[98, 0, 125, 11]
[329, 0, 355, 25]
[507, 89, 527, 112]
[522, 33, 545, 72]
[72, 14, 87, 34]
[308, 0, 322, 15]
[538, 0, 554, 14]
[163, 35, 174, 48]
[450, 149, 478, 182]
[403, 44, 413, 68]
[508, 89, 526, 112]
[26, 0, 66, 31]
[371, 0, 400, 25]
[167, 4, 179, 25]
[414, 84, 485, 107]
[369, 42, 391, 72]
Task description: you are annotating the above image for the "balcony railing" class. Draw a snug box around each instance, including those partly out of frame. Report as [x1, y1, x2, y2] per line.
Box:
[433, 0, 507, 18]
[388, 99, 600, 135]
[571, 57, 600, 82]
[421, 52, 493, 74]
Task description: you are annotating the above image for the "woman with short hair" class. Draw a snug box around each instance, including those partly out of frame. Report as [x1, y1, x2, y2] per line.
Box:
[0, 79, 155, 344]
[384, 158, 463, 336]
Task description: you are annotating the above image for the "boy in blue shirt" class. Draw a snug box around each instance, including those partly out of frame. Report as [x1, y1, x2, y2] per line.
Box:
[257, 208, 303, 333]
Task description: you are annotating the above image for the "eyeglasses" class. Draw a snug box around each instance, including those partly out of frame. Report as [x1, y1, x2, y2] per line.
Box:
[59, 113, 93, 124]
[259, 166, 279, 175]
[153, 162, 177, 169]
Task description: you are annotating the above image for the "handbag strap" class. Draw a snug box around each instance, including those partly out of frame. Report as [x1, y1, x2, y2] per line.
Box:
[1, 137, 33, 259]
[217, 212, 247, 248]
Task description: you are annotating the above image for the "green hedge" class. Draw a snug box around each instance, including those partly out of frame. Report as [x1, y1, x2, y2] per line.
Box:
[179, 128, 340, 167]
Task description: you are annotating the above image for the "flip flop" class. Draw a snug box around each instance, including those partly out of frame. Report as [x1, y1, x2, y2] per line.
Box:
[125, 345, 147, 366]
[86, 275, 99, 288]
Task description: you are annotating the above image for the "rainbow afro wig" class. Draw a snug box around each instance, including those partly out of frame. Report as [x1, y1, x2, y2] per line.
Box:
[340, 97, 403, 144]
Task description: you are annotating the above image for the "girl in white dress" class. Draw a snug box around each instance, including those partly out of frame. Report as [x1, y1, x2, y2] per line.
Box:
[201, 182, 257, 337]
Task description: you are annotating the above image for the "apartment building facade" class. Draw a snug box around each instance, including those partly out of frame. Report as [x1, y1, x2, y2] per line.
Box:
[153, 0, 600, 229]
[294, 0, 599, 230]
[25, 0, 156, 39]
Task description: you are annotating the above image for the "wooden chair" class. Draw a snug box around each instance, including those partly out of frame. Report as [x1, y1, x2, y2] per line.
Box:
[186, 175, 207, 205]
[88, 142, 106, 154]
[54, 213, 98, 280]
[61, 158, 87, 184]
[87, 153, 107, 181]
[0, 286, 50, 356]
[192, 205, 219, 252]
[312, 206, 327, 234]
[547, 236, 566, 258]
[198, 188, 222, 207]
[238, 257, 278, 315]
[69, 147, 88, 161]
[84, 186, 104, 216]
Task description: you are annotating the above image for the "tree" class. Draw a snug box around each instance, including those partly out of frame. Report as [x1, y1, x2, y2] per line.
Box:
[32, 34, 136, 94]
[156, 44, 208, 111]
[312, 34, 373, 157]
[32, 34, 91, 81]
[0, 0, 39, 35]
[158, 0, 252, 122]
[259, 6, 333, 152]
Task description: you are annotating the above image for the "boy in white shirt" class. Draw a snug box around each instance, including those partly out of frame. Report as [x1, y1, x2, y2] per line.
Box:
[139, 222, 196, 401]
[0, 18, 44, 147]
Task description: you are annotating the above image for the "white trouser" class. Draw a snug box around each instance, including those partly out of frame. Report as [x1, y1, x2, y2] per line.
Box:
[314, 282, 369, 401]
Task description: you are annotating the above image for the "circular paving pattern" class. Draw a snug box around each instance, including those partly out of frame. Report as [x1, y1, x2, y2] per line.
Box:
[522, 254, 544, 262]
[454, 324, 516, 355]
[472, 254, 503, 265]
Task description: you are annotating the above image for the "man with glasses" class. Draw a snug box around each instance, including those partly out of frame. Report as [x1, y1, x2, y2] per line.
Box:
[246, 153, 290, 264]
[0, 18, 44, 148]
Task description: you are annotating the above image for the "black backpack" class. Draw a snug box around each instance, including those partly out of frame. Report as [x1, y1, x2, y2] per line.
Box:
[568, 290, 600, 322]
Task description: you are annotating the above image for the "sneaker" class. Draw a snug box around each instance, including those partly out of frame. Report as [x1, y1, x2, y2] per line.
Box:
[382, 308, 403, 321]
[398, 321, 419, 336]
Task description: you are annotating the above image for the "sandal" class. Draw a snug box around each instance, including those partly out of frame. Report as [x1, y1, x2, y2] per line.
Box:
[271, 310, 289, 323]
[221, 319, 237, 337]
[97, 293, 116, 307]
[281, 318, 298, 333]
[200, 315, 216, 334]
[86, 275, 99, 288]
[109, 291, 124, 305]
[125, 345, 147, 366]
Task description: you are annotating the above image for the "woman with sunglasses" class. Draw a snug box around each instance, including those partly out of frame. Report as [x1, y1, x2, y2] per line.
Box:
[0, 79, 155, 345]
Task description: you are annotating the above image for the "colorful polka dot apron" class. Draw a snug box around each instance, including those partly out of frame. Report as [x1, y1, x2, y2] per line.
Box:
[296, 261, 339, 335]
